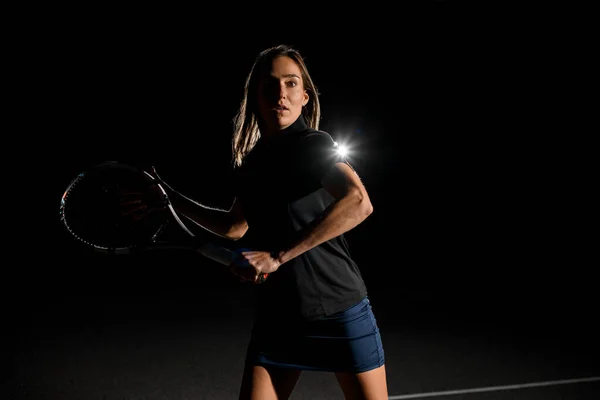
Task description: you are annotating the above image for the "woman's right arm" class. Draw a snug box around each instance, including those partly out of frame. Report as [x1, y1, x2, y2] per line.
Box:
[165, 188, 248, 241]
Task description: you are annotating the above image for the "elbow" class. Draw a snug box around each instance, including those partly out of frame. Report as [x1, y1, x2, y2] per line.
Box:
[350, 187, 373, 219]
[362, 197, 374, 219]
[227, 221, 248, 241]
[229, 233, 245, 241]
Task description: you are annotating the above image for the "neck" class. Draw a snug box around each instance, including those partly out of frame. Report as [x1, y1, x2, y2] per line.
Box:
[258, 123, 282, 141]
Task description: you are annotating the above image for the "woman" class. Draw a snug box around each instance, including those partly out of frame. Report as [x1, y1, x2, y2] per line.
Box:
[138, 44, 388, 399]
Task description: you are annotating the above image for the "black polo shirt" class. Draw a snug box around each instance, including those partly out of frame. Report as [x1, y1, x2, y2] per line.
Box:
[233, 115, 367, 321]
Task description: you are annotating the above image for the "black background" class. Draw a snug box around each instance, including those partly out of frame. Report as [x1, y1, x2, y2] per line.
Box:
[5, 3, 598, 398]
[12, 1, 595, 326]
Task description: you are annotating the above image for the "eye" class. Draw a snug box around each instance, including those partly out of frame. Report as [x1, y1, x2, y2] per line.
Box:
[286, 81, 297, 88]
[264, 79, 278, 89]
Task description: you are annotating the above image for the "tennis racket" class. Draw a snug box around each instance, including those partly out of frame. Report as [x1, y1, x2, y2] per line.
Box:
[59, 161, 268, 283]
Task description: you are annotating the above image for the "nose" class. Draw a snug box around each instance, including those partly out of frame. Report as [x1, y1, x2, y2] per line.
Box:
[278, 82, 286, 99]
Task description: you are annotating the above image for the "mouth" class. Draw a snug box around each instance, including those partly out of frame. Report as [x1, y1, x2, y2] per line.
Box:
[273, 105, 288, 112]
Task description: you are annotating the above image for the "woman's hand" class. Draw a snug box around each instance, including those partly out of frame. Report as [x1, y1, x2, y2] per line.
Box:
[229, 250, 281, 284]
[117, 182, 169, 222]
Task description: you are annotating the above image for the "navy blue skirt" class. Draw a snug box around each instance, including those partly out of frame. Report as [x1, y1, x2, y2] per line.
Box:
[245, 296, 385, 373]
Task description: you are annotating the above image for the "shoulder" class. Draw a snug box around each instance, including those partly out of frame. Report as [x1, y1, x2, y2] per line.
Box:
[302, 128, 335, 142]
[296, 128, 345, 166]
[299, 129, 338, 151]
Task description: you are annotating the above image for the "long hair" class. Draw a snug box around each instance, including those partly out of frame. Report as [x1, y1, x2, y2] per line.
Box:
[231, 44, 321, 168]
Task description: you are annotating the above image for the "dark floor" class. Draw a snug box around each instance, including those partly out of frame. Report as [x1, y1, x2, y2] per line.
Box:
[4, 247, 599, 400]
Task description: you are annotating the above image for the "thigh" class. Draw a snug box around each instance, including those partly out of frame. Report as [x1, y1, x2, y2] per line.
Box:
[238, 363, 302, 400]
[334, 364, 388, 400]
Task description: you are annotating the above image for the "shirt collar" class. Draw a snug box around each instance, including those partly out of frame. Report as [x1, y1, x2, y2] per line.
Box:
[280, 114, 308, 136]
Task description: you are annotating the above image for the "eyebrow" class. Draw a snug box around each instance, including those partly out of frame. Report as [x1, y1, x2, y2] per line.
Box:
[270, 73, 301, 79]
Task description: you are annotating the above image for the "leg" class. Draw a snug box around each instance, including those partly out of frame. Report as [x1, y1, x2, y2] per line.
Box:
[238, 363, 302, 400]
[334, 364, 388, 400]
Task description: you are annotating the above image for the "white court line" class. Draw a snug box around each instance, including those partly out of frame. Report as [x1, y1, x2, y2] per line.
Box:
[388, 376, 600, 399]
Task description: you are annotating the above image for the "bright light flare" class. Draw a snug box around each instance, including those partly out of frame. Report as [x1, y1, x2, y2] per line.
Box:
[333, 141, 350, 157]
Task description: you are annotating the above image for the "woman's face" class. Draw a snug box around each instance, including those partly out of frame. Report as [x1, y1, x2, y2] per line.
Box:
[257, 56, 309, 133]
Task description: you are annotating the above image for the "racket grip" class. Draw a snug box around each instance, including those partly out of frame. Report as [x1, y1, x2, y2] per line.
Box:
[197, 244, 270, 283]
[233, 247, 252, 267]
[257, 273, 269, 283]
[196, 242, 236, 266]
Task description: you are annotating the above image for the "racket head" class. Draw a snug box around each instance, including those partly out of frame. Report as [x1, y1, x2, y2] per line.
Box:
[60, 161, 170, 254]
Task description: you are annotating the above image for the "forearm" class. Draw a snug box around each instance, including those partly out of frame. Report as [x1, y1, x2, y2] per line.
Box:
[166, 189, 246, 240]
[277, 188, 373, 264]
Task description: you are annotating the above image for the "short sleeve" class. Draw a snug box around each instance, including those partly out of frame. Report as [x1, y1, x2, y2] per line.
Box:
[302, 131, 347, 184]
